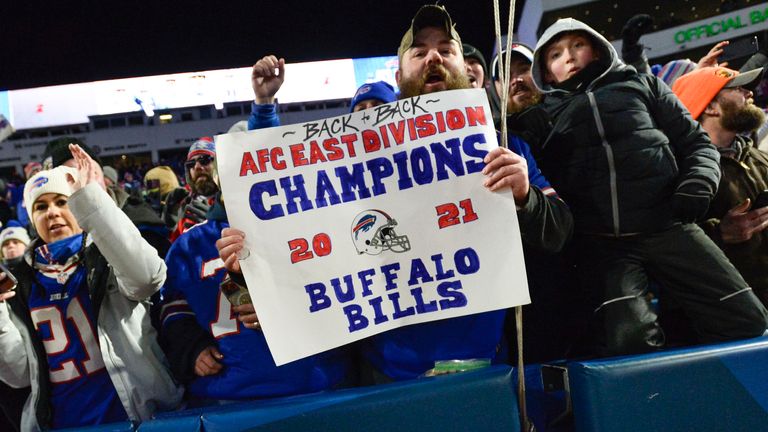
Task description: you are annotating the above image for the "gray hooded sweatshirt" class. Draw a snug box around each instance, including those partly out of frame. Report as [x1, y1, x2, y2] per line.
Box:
[531, 18, 625, 96]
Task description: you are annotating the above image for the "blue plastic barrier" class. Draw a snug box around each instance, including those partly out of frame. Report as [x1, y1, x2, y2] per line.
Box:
[567, 337, 768, 432]
[58, 420, 135, 431]
[137, 365, 520, 432]
[55, 338, 768, 431]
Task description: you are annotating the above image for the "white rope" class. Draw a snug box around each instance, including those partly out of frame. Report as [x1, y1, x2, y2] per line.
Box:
[492, 0, 506, 149]
[491, 0, 533, 430]
[515, 304, 531, 431]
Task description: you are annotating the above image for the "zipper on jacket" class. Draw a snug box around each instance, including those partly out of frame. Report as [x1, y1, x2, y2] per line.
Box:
[587, 91, 621, 236]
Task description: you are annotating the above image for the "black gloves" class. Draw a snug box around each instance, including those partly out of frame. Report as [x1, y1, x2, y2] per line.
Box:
[671, 186, 711, 224]
[621, 14, 654, 47]
[182, 196, 210, 229]
[621, 14, 654, 69]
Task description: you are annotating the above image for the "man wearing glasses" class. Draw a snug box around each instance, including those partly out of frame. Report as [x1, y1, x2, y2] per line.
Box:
[167, 138, 219, 242]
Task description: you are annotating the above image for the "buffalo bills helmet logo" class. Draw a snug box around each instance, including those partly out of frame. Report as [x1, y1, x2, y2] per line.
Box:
[351, 209, 411, 255]
[354, 85, 372, 99]
[31, 176, 49, 189]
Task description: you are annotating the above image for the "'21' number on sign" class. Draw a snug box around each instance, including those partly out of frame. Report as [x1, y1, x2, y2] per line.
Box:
[289, 233, 332, 263]
[436, 199, 479, 229]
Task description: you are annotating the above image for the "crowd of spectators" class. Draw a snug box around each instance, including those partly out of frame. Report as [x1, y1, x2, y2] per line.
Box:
[0, 5, 768, 431]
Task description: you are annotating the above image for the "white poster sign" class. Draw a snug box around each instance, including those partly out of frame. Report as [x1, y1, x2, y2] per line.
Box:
[216, 88, 529, 365]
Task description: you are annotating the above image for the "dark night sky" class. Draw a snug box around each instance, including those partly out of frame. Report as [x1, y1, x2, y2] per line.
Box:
[1, 1, 525, 90]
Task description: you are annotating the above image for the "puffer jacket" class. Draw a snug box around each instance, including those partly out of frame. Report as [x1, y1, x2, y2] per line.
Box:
[530, 18, 720, 235]
[702, 135, 768, 306]
[0, 183, 182, 431]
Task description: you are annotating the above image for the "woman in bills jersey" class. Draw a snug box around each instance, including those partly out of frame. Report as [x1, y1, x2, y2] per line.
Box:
[0, 145, 181, 430]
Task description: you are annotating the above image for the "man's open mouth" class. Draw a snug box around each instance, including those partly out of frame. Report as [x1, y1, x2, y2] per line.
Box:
[426, 73, 444, 84]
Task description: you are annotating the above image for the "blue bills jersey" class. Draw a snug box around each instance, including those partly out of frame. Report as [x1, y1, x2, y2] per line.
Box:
[28, 239, 126, 428]
[161, 219, 348, 399]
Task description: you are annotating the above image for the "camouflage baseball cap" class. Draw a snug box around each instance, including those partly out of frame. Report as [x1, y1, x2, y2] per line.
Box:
[398, 5, 462, 61]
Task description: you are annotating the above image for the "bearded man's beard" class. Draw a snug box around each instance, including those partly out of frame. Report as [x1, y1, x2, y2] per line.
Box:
[193, 174, 219, 196]
[720, 98, 766, 133]
[506, 88, 542, 114]
[398, 64, 471, 99]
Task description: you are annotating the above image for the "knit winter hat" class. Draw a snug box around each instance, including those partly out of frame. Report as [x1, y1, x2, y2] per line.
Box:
[463, 44, 488, 77]
[102, 166, 118, 185]
[187, 137, 216, 160]
[657, 59, 697, 87]
[349, 81, 397, 112]
[0, 227, 31, 248]
[672, 66, 764, 119]
[23, 166, 78, 220]
[43, 137, 100, 168]
[144, 166, 180, 197]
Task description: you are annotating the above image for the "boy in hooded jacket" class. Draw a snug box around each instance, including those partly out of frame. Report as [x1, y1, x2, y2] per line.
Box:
[530, 18, 768, 356]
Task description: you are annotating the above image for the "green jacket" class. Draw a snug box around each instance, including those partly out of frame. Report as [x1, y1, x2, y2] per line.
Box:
[702, 135, 768, 306]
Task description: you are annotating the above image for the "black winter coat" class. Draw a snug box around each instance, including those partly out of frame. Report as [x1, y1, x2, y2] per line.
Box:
[537, 68, 720, 235]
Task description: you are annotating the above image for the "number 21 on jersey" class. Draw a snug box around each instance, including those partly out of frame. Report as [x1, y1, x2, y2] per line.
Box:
[31, 298, 105, 384]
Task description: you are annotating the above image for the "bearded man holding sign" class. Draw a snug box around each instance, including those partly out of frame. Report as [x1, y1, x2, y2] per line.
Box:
[216, 5, 573, 381]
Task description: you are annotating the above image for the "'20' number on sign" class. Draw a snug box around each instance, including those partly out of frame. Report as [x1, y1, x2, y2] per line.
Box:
[436, 199, 479, 229]
[288, 233, 332, 263]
